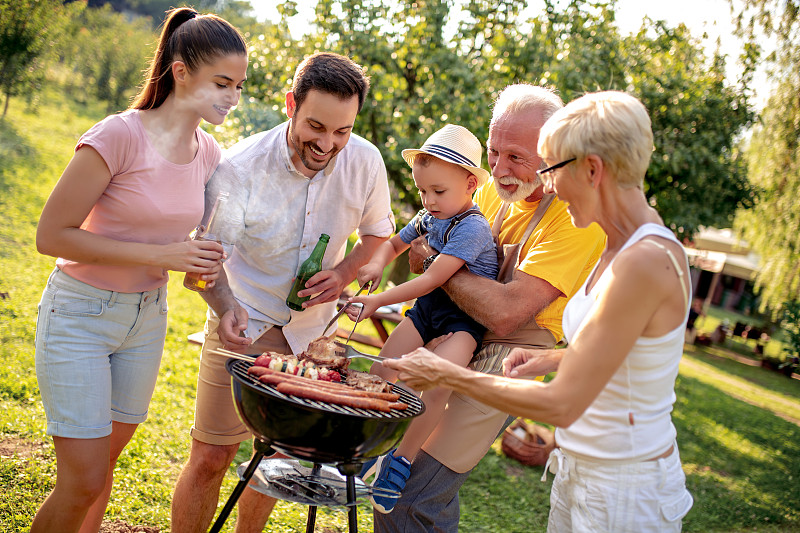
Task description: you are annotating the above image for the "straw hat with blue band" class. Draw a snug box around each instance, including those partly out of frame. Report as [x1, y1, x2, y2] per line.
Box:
[401, 124, 491, 187]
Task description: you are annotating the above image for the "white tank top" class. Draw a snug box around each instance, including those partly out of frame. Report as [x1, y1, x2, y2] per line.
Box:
[556, 223, 689, 462]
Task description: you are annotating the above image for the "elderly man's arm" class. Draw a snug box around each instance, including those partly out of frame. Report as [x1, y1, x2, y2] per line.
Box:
[446, 269, 562, 337]
[407, 235, 560, 336]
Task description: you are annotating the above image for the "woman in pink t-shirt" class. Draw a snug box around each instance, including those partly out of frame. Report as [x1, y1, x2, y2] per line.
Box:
[32, 8, 247, 532]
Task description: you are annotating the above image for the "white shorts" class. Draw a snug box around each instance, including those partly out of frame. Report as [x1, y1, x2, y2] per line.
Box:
[544, 444, 693, 533]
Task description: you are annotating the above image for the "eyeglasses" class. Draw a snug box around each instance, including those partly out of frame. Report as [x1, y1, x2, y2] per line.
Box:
[536, 157, 576, 187]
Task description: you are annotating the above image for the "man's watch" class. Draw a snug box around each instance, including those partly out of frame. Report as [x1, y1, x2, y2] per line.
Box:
[422, 253, 439, 272]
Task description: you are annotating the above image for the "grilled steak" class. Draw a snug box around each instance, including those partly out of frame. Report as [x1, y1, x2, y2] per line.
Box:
[302, 335, 350, 370]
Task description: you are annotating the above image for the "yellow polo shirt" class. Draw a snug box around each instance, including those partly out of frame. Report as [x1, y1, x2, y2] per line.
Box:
[474, 181, 606, 341]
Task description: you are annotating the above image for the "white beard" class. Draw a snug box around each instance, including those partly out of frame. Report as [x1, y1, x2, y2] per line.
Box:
[494, 175, 541, 203]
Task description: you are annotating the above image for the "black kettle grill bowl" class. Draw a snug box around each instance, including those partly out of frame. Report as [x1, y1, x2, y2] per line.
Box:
[227, 359, 424, 464]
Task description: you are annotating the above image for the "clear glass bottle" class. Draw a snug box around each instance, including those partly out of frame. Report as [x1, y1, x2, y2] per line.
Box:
[286, 234, 330, 311]
[183, 192, 229, 292]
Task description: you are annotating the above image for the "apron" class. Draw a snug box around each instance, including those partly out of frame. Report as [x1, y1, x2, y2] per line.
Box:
[470, 194, 558, 369]
[423, 194, 559, 472]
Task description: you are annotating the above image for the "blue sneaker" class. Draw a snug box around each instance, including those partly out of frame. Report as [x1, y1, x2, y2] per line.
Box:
[369, 450, 411, 514]
[358, 447, 396, 481]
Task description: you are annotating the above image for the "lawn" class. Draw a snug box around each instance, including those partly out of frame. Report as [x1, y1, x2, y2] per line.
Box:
[2, 88, 800, 532]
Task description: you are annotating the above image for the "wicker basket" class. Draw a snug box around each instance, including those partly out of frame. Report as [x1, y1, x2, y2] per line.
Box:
[501, 419, 555, 466]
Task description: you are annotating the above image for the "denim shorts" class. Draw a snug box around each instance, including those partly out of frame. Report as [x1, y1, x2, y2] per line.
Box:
[34, 268, 168, 439]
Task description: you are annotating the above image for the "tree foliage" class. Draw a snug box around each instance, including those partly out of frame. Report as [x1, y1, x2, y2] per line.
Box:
[257, 0, 753, 238]
[0, 0, 63, 117]
[55, 3, 154, 113]
[20, 0, 756, 245]
[732, 0, 800, 313]
[779, 301, 800, 373]
[87, 0, 219, 26]
[627, 22, 753, 237]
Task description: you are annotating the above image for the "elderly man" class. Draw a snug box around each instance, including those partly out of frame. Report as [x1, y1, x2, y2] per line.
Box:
[171, 52, 395, 533]
[372, 84, 606, 532]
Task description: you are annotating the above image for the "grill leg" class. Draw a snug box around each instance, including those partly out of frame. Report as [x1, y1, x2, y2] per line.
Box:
[208, 447, 268, 533]
[305, 505, 318, 533]
[305, 464, 322, 533]
[346, 475, 357, 533]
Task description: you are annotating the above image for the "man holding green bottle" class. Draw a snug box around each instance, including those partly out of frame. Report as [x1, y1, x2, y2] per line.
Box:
[285, 233, 330, 311]
[171, 52, 394, 533]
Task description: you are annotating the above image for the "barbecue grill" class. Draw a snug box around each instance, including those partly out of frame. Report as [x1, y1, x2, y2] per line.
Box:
[209, 359, 425, 533]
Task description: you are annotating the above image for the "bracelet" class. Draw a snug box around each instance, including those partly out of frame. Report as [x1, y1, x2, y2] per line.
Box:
[422, 253, 439, 272]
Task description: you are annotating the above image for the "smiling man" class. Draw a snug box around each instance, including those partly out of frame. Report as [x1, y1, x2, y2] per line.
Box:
[171, 52, 395, 533]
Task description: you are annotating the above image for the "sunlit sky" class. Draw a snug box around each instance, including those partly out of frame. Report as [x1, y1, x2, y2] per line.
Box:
[251, 0, 771, 108]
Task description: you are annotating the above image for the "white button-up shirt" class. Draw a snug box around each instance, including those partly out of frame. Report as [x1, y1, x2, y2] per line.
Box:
[206, 121, 395, 353]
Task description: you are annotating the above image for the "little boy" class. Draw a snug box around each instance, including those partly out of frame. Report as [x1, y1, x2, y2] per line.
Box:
[345, 124, 498, 513]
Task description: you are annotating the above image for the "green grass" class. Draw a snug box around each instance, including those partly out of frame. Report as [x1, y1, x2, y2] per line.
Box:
[2, 86, 800, 532]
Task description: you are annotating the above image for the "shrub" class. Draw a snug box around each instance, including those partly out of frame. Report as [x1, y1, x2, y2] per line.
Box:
[778, 300, 800, 375]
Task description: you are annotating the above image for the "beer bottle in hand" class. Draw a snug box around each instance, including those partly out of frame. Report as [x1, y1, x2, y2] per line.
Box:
[286, 234, 330, 311]
[184, 192, 229, 292]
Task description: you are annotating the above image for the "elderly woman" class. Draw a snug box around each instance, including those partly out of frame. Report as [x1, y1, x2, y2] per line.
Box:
[384, 91, 694, 532]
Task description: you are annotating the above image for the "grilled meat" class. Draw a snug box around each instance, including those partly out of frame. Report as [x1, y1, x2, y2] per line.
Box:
[302, 335, 350, 370]
[345, 370, 393, 393]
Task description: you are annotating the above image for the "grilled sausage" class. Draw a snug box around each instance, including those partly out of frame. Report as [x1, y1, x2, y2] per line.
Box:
[247, 365, 271, 377]
[275, 382, 401, 412]
[255, 367, 400, 401]
[253, 367, 400, 402]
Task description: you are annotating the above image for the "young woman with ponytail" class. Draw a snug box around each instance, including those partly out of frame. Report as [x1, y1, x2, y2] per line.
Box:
[31, 8, 247, 532]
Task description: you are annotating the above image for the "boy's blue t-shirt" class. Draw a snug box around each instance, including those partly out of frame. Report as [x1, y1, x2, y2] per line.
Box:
[397, 205, 499, 280]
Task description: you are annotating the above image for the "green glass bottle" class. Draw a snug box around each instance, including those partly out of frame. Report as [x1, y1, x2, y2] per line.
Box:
[286, 234, 330, 311]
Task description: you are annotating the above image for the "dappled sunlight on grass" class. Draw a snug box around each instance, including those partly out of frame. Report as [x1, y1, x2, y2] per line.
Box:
[674, 368, 800, 530]
[680, 351, 800, 423]
[683, 413, 774, 464]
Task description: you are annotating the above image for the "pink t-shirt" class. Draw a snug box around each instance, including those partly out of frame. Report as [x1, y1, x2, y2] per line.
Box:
[57, 110, 222, 292]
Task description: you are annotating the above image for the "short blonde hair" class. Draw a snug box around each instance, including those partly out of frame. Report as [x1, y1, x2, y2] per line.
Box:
[538, 91, 653, 189]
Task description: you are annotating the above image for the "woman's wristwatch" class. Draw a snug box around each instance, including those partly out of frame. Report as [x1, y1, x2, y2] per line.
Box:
[422, 253, 439, 272]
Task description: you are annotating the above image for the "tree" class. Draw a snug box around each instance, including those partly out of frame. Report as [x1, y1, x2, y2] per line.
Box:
[778, 301, 800, 375]
[228, 1, 318, 139]
[55, 3, 154, 113]
[626, 22, 753, 239]
[0, 0, 62, 118]
[87, 0, 220, 25]
[732, 0, 800, 313]
[225, 0, 755, 243]
[473, 0, 754, 239]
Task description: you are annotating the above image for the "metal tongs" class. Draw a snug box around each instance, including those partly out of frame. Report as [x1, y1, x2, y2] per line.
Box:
[334, 341, 387, 364]
[321, 281, 387, 364]
[321, 280, 372, 338]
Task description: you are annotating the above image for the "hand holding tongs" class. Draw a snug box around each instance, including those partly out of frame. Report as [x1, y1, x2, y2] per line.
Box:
[322, 281, 386, 363]
[336, 282, 388, 363]
[321, 280, 372, 338]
